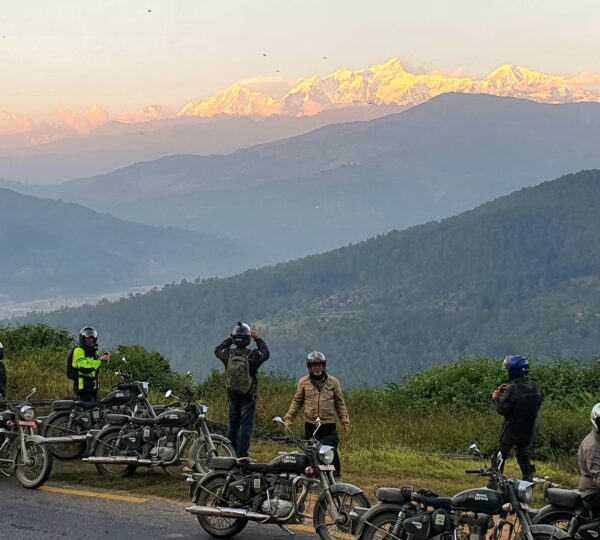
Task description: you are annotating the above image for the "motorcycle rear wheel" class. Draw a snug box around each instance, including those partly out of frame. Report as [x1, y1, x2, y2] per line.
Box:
[45, 413, 86, 460]
[314, 488, 370, 540]
[93, 431, 137, 478]
[195, 476, 248, 538]
[189, 434, 236, 474]
[15, 441, 53, 489]
[357, 510, 403, 540]
[534, 512, 575, 532]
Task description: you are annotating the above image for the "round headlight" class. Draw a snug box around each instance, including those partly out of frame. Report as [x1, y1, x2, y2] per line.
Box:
[20, 405, 36, 421]
[516, 480, 533, 504]
[318, 444, 335, 465]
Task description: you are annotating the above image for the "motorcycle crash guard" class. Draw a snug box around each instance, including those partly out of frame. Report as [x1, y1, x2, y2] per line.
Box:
[516, 524, 570, 540]
[351, 501, 402, 537]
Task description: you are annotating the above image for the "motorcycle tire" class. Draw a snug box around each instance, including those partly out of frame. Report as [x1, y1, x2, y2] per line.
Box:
[534, 511, 576, 532]
[15, 440, 53, 489]
[516, 527, 570, 540]
[44, 412, 87, 460]
[356, 510, 403, 540]
[189, 434, 236, 474]
[314, 487, 370, 540]
[93, 430, 137, 478]
[195, 476, 248, 538]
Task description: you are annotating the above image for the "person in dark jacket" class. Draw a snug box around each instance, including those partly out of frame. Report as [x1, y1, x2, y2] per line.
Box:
[214, 322, 270, 461]
[0, 342, 6, 398]
[577, 402, 600, 512]
[492, 355, 543, 481]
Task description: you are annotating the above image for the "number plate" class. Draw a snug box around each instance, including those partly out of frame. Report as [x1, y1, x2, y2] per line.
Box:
[17, 421, 37, 427]
[318, 464, 336, 471]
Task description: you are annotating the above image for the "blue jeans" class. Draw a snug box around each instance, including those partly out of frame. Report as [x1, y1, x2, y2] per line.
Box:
[227, 398, 257, 458]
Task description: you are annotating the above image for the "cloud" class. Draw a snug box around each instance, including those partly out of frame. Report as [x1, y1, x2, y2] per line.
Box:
[117, 104, 173, 123]
[0, 110, 33, 135]
[237, 76, 301, 99]
[55, 105, 110, 133]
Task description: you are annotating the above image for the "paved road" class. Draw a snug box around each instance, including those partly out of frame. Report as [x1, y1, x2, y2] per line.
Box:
[0, 479, 317, 540]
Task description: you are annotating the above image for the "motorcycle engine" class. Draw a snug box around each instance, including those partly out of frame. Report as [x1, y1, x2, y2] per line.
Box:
[149, 435, 176, 461]
[261, 498, 294, 518]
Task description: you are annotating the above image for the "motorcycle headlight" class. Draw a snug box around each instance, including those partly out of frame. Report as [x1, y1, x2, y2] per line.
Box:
[20, 405, 36, 421]
[318, 444, 335, 465]
[515, 480, 533, 504]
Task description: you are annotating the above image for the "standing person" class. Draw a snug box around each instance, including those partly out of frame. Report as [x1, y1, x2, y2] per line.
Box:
[214, 322, 270, 461]
[284, 351, 350, 480]
[0, 342, 6, 398]
[492, 355, 543, 481]
[68, 326, 111, 402]
[578, 403, 600, 511]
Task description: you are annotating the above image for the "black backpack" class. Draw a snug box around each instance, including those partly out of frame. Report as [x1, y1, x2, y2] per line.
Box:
[66, 348, 78, 380]
[225, 348, 253, 399]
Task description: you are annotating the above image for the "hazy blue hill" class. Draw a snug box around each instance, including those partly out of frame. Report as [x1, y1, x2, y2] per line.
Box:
[8, 93, 600, 259]
[17, 170, 600, 385]
[0, 188, 270, 303]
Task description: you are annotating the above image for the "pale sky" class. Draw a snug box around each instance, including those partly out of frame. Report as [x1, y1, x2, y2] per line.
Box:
[1, 0, 599, 122]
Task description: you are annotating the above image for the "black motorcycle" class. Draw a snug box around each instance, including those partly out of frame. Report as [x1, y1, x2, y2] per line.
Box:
[352, 445, 567, 540]
[41, 362, 155, 460]
[84, 389, 234, 477]
[533, 481, 599, 537]
[0, 388, 54, 489]
[185, 416, 370, 540]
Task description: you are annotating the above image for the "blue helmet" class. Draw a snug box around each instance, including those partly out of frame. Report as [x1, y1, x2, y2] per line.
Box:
[503, 355, 529, 380]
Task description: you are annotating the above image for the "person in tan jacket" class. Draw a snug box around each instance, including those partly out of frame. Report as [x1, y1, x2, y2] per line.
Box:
[284, 351, 350, 478]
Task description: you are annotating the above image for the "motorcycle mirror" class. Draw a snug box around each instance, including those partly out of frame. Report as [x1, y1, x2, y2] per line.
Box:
[272, 416, 283, 425]
[25, 388, 37, 401]
[121, 357, 128, 364]
[165, 390, 172, 398]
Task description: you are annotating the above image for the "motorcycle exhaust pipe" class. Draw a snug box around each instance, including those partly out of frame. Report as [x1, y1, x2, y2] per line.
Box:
[186, 505, 271, 522]
[83, 457, 155, 466]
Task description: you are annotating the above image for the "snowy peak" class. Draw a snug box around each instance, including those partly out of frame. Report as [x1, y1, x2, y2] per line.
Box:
[179, 58, 600, 118]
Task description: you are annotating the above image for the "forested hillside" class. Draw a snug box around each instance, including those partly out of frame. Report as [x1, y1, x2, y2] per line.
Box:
[14, 170, 600, 384]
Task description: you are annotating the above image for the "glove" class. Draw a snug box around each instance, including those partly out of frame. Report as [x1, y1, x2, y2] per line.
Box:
[417, 487, 439, 498]
[400, 485, 414, 499]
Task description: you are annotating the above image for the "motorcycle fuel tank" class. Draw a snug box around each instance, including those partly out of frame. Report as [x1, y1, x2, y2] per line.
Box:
[268, 452, 310, 474]
[451, 488, 503, 514]
[101, 389, 135, 406]
[155, 409, 188, 427]
[0, 410, 16, 428]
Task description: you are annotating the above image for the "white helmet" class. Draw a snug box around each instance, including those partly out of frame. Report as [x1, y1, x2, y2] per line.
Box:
[591, 403, 600, 433]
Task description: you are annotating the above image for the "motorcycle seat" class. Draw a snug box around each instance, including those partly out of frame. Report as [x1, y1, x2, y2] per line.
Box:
[210, 457, 238, 469]
[52, 400, 75, 410]
[545, 488, 582, 508]
[239, 462, 273, 474]
[376, 488, 410, 504]
[75, 400, 102, 409]
[106, 414, 130, 425]
[412, 492, 452, 509]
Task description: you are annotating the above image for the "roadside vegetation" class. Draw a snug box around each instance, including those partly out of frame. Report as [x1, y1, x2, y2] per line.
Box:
[0, 324, 587, 501]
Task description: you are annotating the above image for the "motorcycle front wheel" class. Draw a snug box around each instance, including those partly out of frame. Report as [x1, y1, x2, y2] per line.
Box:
[189, 434, 236, 474]
[357, 510, 403, 540]
[195, 476, 248, 538]
[15, 441, 53, 489]
[314, 488, 370, 540]
[44, 413, 87, 460]
[93, 431, 137, 478]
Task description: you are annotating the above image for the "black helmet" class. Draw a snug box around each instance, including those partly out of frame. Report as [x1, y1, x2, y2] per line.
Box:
[79, 326, 98, 348]
[231, 322, 251, 347]
[306, 351, 326, 369]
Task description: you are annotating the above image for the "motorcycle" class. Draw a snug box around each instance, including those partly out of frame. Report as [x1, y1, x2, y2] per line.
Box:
[352, 444, 567, 540]
[0, 388, 54, 489]
[84, 389, 235, 477]
[533, 480, 599, 537]
[185, 416, 370, 540]
[41, 360, 156, 460]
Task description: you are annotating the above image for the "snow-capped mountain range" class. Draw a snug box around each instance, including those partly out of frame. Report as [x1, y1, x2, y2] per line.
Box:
[179, 58, 600, 117]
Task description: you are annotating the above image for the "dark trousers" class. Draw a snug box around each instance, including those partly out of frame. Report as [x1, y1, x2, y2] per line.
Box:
[227, 398, 256, 458]
[497, 438, 536, 480]
[76, 390, 98, 402]
[304, 422, 342, 477]
[582, 493, 600, 513]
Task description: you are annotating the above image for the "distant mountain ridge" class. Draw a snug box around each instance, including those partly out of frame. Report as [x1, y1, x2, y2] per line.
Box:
[179, 59, 600, 117]
[16, 170, 600, 385]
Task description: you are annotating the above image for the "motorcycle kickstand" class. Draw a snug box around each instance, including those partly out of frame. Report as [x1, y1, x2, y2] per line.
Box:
[278, 525, 295, 536]
[161, 466, 173, 475]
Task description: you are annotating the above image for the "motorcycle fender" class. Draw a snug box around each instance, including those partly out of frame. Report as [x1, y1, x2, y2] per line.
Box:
[41, 411, 70, 437]
[352, 502, 400, 537]
[88, 425, 121, 454]
[516, 524, 570, 540]
[190, 471, 230, 502]
[533, 504, 579, 524]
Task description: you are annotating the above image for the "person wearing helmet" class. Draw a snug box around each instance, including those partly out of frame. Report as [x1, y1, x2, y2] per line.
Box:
[577, 403, 600, 511]
[0, 342, 6, 398]
[492, 355, 543, 481]
[283, 351, 350, 479]
[214, 322, 270, 461]
[68, 326, 111, 402]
